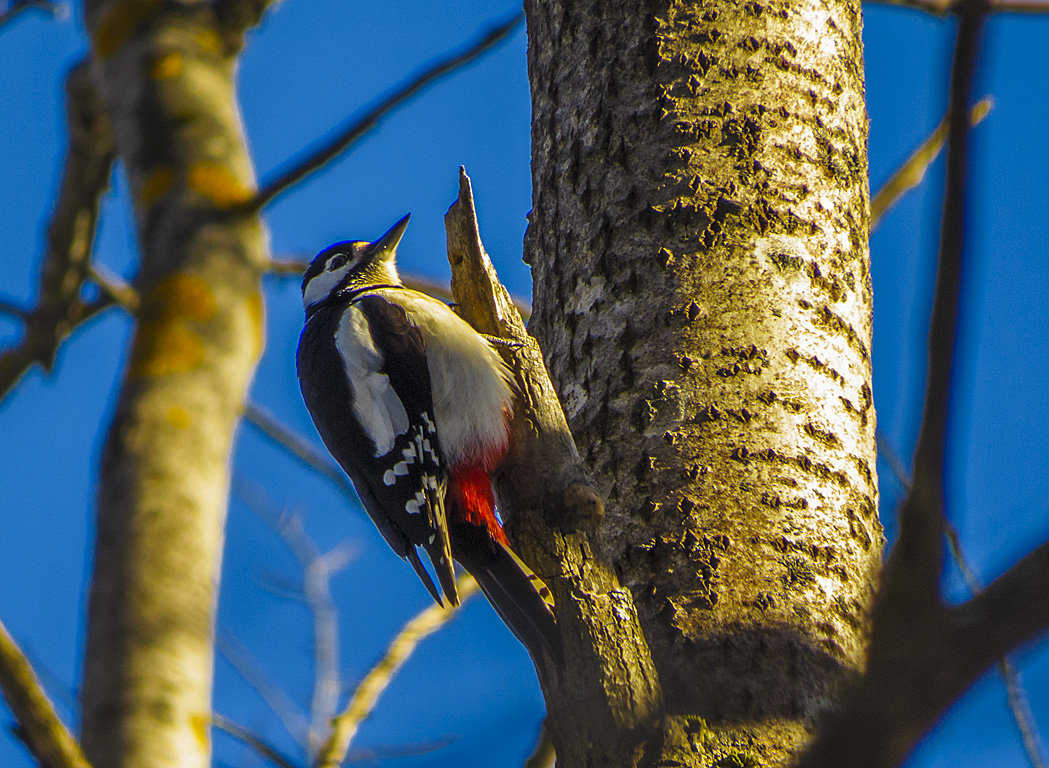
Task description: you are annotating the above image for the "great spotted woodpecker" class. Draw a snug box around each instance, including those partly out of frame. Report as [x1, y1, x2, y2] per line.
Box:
[296, 214, 560, 663]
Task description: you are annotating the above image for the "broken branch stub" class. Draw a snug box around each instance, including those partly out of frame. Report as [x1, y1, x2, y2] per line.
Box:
[444, 168, 665, 764]
[444, 167, 602, 531]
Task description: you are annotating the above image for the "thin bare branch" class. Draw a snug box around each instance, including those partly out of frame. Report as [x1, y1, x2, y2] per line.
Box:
[945, 530, 1049, 768]
[875, 430, 912, 492]
[317, 541, 355, 574]
[237, 11, 523, 215]
[217, 632, 311, 748]
[948, 540, 1049, 688]
[312, 574, 479, 768]
[243, 403, 360, 505]
[0, 60, 114, 404]
[212, 714, 300, 768]
[249, 571, 309, 603]
[943, 524, 980, 590]
[885, 0, 986, 606]
[0, 0, 62, 27]
[0, 296, 114, 403]
[0, 620, 91, 768]
[0, 300, 30, 320]
[267, 258, 309, 276]
[1002, 661, 1049, 768]
[86, 265, 139, 313]
[871, 98, 992, 228]
[234, 480, 357, 759]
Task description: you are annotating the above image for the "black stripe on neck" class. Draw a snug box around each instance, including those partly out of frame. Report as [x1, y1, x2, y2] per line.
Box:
[338, 283, 405, 302]
[306, 283, 407, 319]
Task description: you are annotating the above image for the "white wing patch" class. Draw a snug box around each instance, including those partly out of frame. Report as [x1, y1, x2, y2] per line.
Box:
[335, 306, 409, 457]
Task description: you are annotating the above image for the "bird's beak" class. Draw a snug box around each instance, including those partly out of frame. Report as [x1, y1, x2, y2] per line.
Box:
[369, 213, 410, 261]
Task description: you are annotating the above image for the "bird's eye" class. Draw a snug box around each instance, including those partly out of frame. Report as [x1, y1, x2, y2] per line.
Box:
[328, 253, 350, 271]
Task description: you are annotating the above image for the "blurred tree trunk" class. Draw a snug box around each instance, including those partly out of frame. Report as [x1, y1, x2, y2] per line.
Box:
[524, 0, 882, 764]
[78, 3, 267, 768]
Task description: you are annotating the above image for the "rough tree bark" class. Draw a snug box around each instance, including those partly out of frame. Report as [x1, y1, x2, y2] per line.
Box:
[524, 0, 881, 764]
[79, 2, 268, 768]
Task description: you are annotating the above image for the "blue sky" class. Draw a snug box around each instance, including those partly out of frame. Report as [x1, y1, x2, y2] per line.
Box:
[1, 2, 1047, 767]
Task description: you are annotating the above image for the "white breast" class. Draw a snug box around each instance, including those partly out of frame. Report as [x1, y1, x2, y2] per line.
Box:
[335, 305, 410, 456]
[379, 289, 513, 469]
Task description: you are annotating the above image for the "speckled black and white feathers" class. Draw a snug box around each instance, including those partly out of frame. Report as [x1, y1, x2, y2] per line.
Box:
[297, 292, 457, 604]
[296, 216, 561, 665]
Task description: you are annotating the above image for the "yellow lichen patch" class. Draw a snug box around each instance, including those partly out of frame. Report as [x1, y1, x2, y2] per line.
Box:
[128, 274, 217, 379]
[129, 322, 204, 379]
[189, 712, 209, 748]
[188, 161, 252, 209]
[152, 51, 183, 79]
[152, 273, 217, 323]
[91, 0, 161, 59]
[139, 167, 175, 207]
[165, 405, 192, 429]
[246, 289, 265, 359]
[193, 28, 223, 57]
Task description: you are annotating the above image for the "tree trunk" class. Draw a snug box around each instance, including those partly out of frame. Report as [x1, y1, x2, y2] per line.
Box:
[79, 3, 266, 768]
[525, 0, 881, 763]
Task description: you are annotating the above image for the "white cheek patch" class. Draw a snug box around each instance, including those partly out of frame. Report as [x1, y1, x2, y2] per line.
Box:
[335, 306, 409, 456]
[303, 263, 352, 310]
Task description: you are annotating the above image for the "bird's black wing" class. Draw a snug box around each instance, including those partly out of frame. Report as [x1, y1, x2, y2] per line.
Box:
[297, 296, 458, 606]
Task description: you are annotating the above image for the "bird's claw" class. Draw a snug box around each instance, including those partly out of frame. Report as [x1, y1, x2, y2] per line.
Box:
[482, 334, 525, 350]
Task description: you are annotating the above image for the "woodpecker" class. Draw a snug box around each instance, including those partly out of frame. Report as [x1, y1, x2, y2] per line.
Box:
[296, 214, 560, 663]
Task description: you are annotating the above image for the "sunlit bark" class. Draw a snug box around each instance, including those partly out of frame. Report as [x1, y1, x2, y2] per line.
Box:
[525, 0, 880, 763]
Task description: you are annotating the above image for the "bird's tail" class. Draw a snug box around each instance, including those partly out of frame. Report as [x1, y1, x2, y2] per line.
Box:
[448, 467, 562, 666]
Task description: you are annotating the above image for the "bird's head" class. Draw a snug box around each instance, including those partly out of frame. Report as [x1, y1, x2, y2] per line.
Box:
[301, 213, 410, 312]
